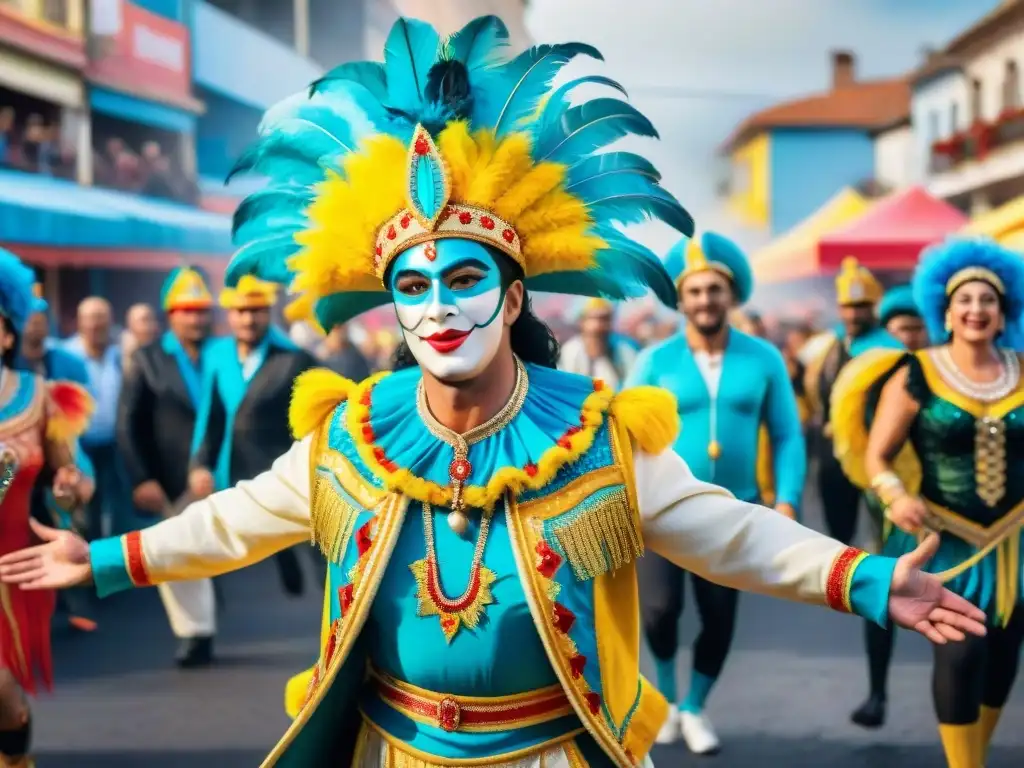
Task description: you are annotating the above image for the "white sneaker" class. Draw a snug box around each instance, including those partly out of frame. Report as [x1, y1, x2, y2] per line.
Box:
[655, 708, 680, 744]
[680, 711, 721, 755]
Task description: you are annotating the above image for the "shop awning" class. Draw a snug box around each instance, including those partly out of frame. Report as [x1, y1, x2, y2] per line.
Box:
[0, 170, 232, 255]
[961, 195, 1024, 243]
[818, 186, 967, 270]
[751, 188, 871, 284]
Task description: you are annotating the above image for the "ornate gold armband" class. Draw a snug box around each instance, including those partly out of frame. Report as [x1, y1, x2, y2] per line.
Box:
[870, 470, 906, 508]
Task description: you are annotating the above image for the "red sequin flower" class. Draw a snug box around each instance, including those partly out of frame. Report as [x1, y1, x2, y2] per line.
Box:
[536, 541, 562, 579]
[458, 211, 473, 225]
[414, 136, 430, 155]
[553, 603, 575, 634]
[502, 228, 515, 243]
[480, 216, 495, 230]
[449, 458, 472, 482]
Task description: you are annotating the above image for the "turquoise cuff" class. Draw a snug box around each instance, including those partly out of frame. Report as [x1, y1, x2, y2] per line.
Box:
[90, 537, 134, 598]
[849, 554, 897, 628]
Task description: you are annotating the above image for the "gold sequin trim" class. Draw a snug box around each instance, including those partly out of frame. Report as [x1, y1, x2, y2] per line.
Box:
[974, 415, 1007, 508]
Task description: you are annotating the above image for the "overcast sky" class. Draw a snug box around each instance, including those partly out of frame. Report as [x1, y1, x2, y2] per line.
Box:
[525, 0, 1002, 253]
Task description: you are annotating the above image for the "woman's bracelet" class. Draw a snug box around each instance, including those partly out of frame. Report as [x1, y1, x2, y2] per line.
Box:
[870, 470, 907, 508]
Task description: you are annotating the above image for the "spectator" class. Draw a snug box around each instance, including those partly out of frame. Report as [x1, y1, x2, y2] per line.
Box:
[321, 323, 371, 382]
[122, 303, 158, 371]
[62, 297, 128, 539]
[19, 114, 45, 173]
[0, 107, 14, 167]
[558, 298, 637, 390]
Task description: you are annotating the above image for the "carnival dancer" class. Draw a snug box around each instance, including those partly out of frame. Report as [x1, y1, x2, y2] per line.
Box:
[626, 232, 806, 754]
[0, 17, 986, 768]
[841, 282, 932, 729]
[831, 237, 1024, 768]
[116, 267, 219, 667]
[0, 248, 93, 768]
[558, 298, 637, 390]
[187, 278, 318, 597]
[879, 284, 929, 353]
[805, 257, 901, 546]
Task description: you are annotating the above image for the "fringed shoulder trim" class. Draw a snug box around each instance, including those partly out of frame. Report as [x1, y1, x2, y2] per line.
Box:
[289, 368, 356, 440]
[45, 381, 94, 443]
[829, 348, 921, 493]
[610, 385, 679, 455]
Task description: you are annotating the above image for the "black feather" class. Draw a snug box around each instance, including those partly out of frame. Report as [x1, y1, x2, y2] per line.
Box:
[425, 60, 474, 122]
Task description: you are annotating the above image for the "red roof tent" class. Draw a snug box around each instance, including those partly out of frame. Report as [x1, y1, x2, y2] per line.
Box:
[817, 186, 968, 271]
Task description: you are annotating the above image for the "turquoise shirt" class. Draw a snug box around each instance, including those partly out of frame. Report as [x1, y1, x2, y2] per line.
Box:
[626, 329, 806, 507]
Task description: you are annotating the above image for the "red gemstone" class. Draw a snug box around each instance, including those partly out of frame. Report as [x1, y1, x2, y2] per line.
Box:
[414, 136, 430, 155]
[458, 211, 472, 225]
[381, 459, 398, 473]
[373, 447, 387, 463]
[375, 244, 383, 257]
[400, 213, 412, 229]
[480, 216, 495, 230]
[356, 521, 374, 556]
[449, 458, 472, 482]
[585, 692, 601, 715]
[424, 243, 437, 261]
[557, 437, 572, 450]
[502, 228, 515, 243]
[360, 391, 371, 406]
[437, 696, 461, 732]
[361, 425, 375, 442]
[553, 602, 575, 634]
[593, 380, 604, 391]
[536, 541, 562, 578]
[569, 653, 587, 679]
[338, 584, 354, 615]
[524, 463, 538, 478]
[386, 225, 397, 240]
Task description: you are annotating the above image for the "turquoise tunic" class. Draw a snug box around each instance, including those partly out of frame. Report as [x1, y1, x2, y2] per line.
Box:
[883, 354, 1024, 621]
[626, 329, 806, 507]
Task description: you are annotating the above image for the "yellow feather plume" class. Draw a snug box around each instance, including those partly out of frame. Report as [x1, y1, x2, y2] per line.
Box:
[289, 368, 355, 440]
[610, 386, 680, 455]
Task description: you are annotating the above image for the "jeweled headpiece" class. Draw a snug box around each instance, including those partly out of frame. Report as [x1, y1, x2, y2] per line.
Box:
[835, 257, 883, 306]
[226, 16, 693, 328]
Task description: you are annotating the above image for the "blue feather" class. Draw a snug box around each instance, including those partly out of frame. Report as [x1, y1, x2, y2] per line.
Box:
[384, 18, 441, 114]
[309, 61, 387, 100]
[446, 16, 510, 73]
[232, 187, 314, 235]
[566, 151, 661, 189]
[572, 173, 692, 235]
[315, 291, 395, 330]
[525, 270, 641, 301]
[593, 228, 677, 307]
[225, 233, 301, 286]
[0, 247, 39, 332]
[539, 75, 626, 130]
[534, 98, 658, 163]
[472, 42, 602, 137]
[233, 210, 307, 250]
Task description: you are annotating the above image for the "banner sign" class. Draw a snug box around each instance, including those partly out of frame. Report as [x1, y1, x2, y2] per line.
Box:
[89, 0, 194, 108]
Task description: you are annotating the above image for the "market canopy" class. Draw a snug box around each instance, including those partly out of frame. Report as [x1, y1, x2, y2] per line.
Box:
[817, 186, 967, 271]
[751, 188, 871, 284]
[961, 195, 1024, 243]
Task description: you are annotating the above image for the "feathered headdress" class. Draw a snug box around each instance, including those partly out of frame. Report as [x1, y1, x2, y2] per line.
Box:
[0, 248, 41, 333]
[226, 15, 693, 329]
[913, 236, 1024, 348]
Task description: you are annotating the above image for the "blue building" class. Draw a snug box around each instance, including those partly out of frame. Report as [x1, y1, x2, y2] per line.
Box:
[721, 51, 910, 236]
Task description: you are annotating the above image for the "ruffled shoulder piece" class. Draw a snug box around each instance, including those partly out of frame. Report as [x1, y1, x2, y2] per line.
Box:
[829, 348, 921, 494]
[610, 385, 679, 455]
[45, 380, 94, 443]
[289, 368, 356, 440]
[343, 364, 615, 510]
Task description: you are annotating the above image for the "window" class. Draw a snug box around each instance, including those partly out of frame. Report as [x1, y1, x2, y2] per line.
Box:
[951, 102, 960, 132]
[971, 78, 983, 122]
[928, 109, 940, 144]
[1004, 60, 1021, 111]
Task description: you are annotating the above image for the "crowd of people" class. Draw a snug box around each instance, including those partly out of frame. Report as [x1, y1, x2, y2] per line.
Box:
[92, 138, 199, 204]
[0, 14, 1013, 768]
[0, 107, 75, 179]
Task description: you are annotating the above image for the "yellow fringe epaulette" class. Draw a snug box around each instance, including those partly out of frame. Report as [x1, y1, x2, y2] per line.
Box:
[829, 348, 921, 494]
[610, 385, 679, 455]
[289, 368, 355, 440]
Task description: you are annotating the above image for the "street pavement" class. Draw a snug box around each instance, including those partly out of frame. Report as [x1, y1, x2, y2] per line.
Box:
[31, 498, 1024, 768]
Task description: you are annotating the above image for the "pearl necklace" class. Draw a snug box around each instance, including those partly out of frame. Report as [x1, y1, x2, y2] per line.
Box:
[932, 347, 1020, 402]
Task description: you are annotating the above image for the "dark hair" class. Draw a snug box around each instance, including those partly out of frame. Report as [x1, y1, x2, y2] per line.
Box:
[1, 315, 18, 369]
[389, 250, 560, 370]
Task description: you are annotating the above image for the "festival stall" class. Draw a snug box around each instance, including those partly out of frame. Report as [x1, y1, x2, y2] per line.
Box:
[961, 195, 1024, 246]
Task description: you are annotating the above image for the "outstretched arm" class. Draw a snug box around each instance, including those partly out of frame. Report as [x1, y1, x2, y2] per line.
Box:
[0, 437, 313, 595]
[635, 446, 986, 643]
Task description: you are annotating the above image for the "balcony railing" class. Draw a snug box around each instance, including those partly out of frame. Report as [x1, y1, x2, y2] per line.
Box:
[929, 108, 1024, 174]
[0, 0, 83, 34]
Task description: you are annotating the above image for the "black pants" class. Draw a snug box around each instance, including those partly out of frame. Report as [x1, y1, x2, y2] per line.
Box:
[639, 552, 738, 679]
[933, 606, 1024, 724]
[818, 451, 861, 545]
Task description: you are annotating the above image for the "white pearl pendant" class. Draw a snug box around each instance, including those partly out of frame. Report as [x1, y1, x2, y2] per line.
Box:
[447, 510, 469, 536]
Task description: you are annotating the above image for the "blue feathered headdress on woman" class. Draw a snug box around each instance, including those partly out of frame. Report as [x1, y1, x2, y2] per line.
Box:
[226, 15, 693, 329]
[0, 247, 42, 334]
[912, 236, 1024, 349]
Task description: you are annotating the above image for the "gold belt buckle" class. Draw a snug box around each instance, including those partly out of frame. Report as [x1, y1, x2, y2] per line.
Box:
[437, 696, 461, 732]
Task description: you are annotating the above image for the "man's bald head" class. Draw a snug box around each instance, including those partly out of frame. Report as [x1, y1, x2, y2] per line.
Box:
[77, 297, 112, 349]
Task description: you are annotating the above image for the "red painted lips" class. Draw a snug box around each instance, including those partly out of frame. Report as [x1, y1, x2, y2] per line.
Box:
[424, 329, 470, 353]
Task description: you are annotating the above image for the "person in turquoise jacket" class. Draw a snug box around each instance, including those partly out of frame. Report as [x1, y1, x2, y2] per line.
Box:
[625, 231, 806, 755]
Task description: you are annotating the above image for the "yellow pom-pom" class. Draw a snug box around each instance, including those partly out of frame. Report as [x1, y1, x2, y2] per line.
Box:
[610, 386, 680, 455]
[284, 666, 317, 719]
[289, 368, 354, 439]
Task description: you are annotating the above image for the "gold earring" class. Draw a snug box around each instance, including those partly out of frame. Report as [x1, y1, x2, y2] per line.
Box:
[944, 313, 952, 333]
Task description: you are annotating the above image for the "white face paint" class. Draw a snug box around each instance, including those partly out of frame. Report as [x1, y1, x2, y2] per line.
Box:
[389, 240, 507, 382]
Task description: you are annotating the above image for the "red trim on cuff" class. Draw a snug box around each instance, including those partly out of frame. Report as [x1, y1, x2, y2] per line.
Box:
[124, 531, 152, 587]
[826, 546, 867, 613]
